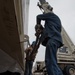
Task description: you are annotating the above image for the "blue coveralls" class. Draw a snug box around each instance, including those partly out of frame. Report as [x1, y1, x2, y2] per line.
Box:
[36, 12, 63, 75]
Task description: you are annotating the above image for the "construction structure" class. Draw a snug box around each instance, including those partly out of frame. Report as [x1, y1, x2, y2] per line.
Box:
[0, 0, 30, 75]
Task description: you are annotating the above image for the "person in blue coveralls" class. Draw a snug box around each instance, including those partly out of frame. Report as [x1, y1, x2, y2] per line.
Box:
[35, 2, 63, 75]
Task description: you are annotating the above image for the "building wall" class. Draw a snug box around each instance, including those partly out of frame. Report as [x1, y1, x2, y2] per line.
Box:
[0, 0, 30, 74]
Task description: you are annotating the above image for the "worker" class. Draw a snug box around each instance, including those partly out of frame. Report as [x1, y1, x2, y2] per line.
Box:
[24, 24, 44, 75]
[24, 41, 36, 75]
[35, 2, 63, 75]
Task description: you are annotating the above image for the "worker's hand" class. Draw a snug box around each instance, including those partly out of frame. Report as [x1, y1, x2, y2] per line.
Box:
[31, 53, 37, 59]
[25, 46, 33, 53]
[35, 24, 44, 36]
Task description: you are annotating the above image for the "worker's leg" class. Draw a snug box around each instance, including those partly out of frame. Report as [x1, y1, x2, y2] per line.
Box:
[29, 61, 33, 75]
[45, 39, 63, 75]
[52, 40, 63, 75]
[45, 39, 54, 75]
[24, 60, 29, 75]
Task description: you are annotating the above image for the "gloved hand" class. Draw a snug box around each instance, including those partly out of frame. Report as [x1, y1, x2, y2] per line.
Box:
[35, 24, 44, 36]
[24, 46, 33, 53]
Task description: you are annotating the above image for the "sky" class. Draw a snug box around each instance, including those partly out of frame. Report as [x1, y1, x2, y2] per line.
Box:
[28, 0, 75, 62]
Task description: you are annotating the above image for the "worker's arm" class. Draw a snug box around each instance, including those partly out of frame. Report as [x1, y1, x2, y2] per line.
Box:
[35, 13, 48, 36]
[36, 13, 50, 24]
[35, 13, 52, 36]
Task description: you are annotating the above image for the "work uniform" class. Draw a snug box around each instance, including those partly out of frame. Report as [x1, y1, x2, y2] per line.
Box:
[36, 12, 63, 75]
[24, 41, 36, 75]
[24, 46, 33, 75]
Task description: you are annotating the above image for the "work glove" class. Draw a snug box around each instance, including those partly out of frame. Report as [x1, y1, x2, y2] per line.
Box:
[35, 24, 44, 36]
[24, 46, 33, 53]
